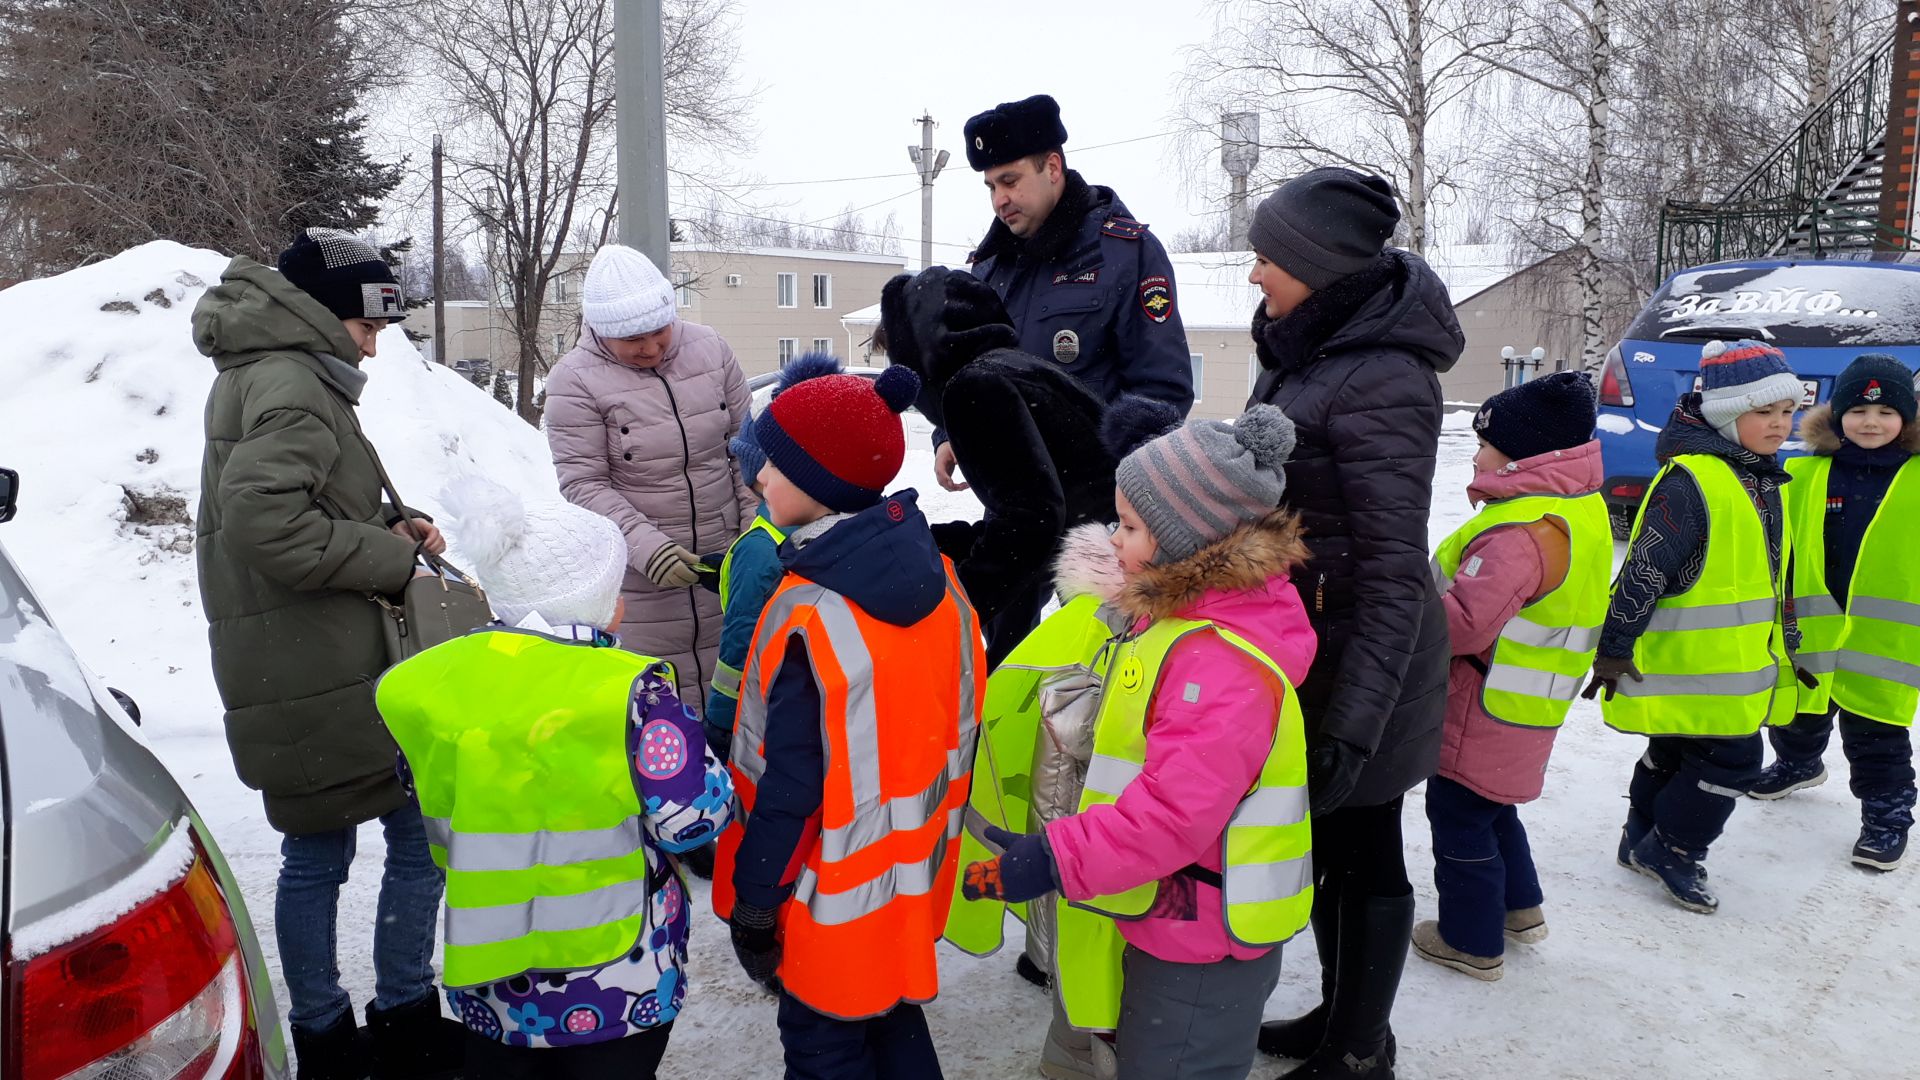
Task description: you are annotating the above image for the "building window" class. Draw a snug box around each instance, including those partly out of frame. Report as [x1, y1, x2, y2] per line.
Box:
[812, 273, 832, 309]
[778, 338, 799, 366]
[552, 274, 569, 303]
[1190, 353, 1205, 403]
[675, 273, 695, 308]
[812, 337, 833, 356]
[777, 273, 797, 308]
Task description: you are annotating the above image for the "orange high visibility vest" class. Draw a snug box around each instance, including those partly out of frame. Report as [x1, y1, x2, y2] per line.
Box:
[712, 557, 985, 1020]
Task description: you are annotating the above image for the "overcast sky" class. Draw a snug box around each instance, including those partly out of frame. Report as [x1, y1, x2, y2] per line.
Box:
[694, 0, 1229, 264]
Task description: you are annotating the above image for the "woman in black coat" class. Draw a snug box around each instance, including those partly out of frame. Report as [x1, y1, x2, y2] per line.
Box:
[1245, 169, 1464, 1080]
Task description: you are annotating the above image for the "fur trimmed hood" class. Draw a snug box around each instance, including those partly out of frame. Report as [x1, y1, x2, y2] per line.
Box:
[1797, 403, 1920, 456]
[1115, 510, 1310, 623]
[1053, 522, 1128, 604]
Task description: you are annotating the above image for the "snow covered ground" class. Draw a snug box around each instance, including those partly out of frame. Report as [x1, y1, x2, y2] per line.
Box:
[2, 246, 1913, 1078]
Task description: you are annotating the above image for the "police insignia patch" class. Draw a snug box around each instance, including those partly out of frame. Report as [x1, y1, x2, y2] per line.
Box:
[1052, 329, 1081, 364]
[1139, 276, 1173, 323]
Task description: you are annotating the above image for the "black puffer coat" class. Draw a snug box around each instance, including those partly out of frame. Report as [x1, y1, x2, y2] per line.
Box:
[1247, 251, 1464, 806]
[880, 268, 1116, 625]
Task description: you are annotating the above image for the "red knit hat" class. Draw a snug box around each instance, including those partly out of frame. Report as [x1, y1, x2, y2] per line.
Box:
[756, 366, 922, 512]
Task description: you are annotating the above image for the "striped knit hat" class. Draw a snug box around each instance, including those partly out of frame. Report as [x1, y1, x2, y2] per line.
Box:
[1110, 402, 1296, 562]
[1698, 339, 1802, 443]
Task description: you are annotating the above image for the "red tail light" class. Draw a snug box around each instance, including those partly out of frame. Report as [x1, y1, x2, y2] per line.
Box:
[9, 837, 263, 1080]
[1599, 347, 1635, 408]
[1610, 483, 1646, 501]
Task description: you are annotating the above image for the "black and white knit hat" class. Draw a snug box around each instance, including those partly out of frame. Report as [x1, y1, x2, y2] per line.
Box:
[277, 228, 407, 323]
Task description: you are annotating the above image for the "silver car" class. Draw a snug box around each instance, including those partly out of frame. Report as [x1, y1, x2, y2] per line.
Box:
[0, 467, 288, 1080]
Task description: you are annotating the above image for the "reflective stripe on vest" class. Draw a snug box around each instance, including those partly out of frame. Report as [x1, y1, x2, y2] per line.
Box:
[1784, 455, 1920, 726]
[711, 555, 985, 1020]
[718, 515, 788, 613]
[1601, 455, 1796, 737]
[1433, 492, 1611, 728]
[375, 630, 660, 989]
[944, 595, 1131, 959]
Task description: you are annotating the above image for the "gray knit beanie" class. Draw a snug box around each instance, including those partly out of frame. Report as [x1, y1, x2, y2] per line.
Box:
[1249, 167, 1400, 290]
[1116, 405, 1296, 562]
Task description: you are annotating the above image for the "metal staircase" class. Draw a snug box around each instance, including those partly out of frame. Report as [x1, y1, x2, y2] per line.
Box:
[1657, 30, 1916, 279]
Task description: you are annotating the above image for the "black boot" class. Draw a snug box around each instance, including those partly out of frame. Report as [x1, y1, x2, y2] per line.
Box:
[1258, 882, 1339, 1060]
[291, 1010, 369, 1080]
[1280, 892, 1414, 1080]
[366, 994, 465, 1080]
[681, 843, 716, 880]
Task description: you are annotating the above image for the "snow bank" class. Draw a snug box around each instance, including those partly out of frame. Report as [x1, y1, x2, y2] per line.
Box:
[0, 241, 557, 738]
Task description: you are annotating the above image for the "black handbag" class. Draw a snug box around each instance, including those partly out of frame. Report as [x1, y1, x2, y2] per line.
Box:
[343, 407, 493, 665]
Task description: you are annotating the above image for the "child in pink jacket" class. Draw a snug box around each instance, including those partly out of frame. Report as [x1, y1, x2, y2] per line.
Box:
[963, 400, 1317, 1080]
[1417, 372, 1604, 981]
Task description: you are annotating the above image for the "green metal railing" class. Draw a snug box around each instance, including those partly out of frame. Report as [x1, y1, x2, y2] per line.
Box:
[1656, 30, 1908, 280]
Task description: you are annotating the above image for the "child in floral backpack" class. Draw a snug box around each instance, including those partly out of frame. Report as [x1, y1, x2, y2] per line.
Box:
[1750, 353, 1920, 872]
[1417, 372, 1608, 981]
[377, 476, 734, 1080]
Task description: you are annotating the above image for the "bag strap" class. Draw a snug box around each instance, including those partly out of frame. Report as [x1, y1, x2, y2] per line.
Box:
[324, 360, 465, 583]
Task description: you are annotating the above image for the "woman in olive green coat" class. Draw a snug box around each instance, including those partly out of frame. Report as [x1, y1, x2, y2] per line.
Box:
[193, 228, 460, 1080]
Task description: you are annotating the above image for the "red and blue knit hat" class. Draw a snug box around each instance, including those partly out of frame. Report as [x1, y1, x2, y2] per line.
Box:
[756, 366, 922, 513]
[1698, 339, 1802, 441]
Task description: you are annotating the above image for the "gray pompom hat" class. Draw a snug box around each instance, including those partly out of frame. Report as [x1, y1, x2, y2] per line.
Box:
[1116, 404, 1296, 562]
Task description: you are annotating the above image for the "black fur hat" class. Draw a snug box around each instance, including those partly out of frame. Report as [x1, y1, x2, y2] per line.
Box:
[1100, 394, 1184, 460]
[964, 94, 1069, 171]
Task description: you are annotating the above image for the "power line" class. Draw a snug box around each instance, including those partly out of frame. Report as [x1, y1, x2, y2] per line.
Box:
[678, 200, 978, 254]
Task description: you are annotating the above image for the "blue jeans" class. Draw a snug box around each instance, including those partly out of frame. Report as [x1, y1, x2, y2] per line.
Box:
[1425, 776, 1542, 957]
[276, 804, 445, 1031]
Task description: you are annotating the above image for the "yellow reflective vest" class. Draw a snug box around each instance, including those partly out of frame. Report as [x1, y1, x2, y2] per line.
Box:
[1433, 493, 1612, 729]
[1784, 454, 1920, 727]
[377, 630, 662, 989]
[1601, 454, 1797, 737]
[712, 515, 788, 705]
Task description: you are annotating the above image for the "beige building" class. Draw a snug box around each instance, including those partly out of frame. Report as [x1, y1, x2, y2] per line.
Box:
[411, 245, 907, 384]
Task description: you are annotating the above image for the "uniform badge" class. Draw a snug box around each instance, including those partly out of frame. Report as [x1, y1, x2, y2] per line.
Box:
[1138, 276, 1173, 324]
[1052, 329, 1081, 364]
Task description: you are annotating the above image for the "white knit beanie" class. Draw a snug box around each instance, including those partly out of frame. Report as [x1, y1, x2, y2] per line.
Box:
[438, 476, 628, 630]
[582, 244, 676, 339]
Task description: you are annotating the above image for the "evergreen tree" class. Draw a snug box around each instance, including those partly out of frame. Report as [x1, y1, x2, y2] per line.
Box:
[0, 0, 401, 274]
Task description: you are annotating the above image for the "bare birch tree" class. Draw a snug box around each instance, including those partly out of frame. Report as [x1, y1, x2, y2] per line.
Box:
[414, 0, 747, 424]
[1178, 0, 1510, 256]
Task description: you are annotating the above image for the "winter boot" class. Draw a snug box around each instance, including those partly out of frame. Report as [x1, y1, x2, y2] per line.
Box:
[1617, 809, 1652, 871]
[1503, 907, 1548, 945]
[1747, 759, 1827, 800]
[1411, 920, 1502, 981]
[291, 1010, 369, 1080]
[1852, 825, 1907, 871]
[680, 843, 715, 880]
[1279, 892, 1414, 1080]
[1016, 950, 1051, 989]
[365, 994, 465, 1080]
[1628, 830, 1718, 913]
[1258, 885, 1339, 1061]
[1039, 999, 1099, 1080]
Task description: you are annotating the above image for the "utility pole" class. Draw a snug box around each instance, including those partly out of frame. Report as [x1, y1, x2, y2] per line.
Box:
[907, 113, 950, 270]
[432, 134, 447, 365]
[1221, 112, 1260, 250]
[616, 0, 671, 269]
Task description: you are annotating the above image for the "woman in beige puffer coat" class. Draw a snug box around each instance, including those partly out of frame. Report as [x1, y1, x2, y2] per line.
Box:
[545, 245, 758, 710]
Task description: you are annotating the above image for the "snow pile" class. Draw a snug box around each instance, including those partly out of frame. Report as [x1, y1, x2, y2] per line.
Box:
[0, 241, 558, 739]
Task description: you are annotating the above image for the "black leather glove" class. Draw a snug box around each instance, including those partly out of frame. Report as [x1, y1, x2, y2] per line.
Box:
[1795, 665, 1820, 689]
[696, 550, 728, 595]
[728, 901, 782, 995]
[1581, 656, 1643, 702]
[1306, 737, 1367, 816]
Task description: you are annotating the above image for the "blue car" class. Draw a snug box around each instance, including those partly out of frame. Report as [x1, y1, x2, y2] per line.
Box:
[1595, 255, 1920, 537]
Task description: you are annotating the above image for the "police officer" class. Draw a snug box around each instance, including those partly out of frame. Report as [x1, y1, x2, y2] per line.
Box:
[935, 93, 1193, 492]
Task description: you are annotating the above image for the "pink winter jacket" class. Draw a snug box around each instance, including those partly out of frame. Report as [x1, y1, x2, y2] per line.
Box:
[545, 319, 758, 709]
[1046, 513, 1318, 965]
[1437, 439, 1605, 805]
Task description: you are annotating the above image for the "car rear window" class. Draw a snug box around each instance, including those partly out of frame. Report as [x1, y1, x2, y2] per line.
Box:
[1626, 264, 1920, 348]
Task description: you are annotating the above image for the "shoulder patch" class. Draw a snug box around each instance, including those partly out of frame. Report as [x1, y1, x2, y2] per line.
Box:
[1102, 216, 1148, 241]
[1139, 276, 1174, 323]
